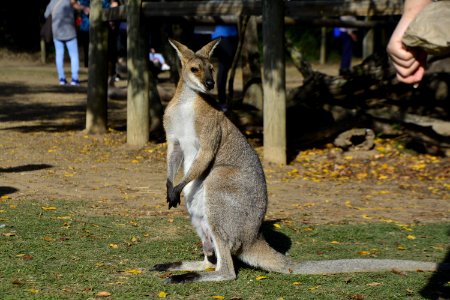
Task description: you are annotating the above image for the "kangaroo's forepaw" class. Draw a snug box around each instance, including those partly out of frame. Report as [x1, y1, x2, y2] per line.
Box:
[166, 180, 181, 209]
[152, 262, 182, 271]
[165, 272, 200, 284]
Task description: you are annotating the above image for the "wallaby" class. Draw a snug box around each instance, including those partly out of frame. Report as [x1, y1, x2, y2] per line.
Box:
[153, 38, 448, 283]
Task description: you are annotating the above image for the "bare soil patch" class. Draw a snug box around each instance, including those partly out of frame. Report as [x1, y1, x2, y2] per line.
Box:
[0, 58, 448, 225]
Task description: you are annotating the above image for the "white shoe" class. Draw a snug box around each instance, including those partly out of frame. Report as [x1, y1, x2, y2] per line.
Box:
[161, 63, 170, 71]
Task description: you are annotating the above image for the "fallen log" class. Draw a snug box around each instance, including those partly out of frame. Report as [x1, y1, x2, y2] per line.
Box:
[284, 37, 450, 155]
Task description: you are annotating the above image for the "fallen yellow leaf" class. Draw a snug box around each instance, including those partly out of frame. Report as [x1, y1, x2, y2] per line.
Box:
[41, 206, 57, 211]
[411, 163, 426, 170]
[273, 223, 281, 229]
[358, 251, 370, 256]
[256, 275, 268, 281]
[292, 281, 302, 285]
[398, 224, 413, 232]
[158, 291, 167, 298]
[109, 243, 119, 249]
[397, 245, 407, 250]
[378, 174, 388, 180]
[366, 282, 382, 287]
[211, 296, 224, 299]
[28, 289, 39, 294]
[330, 241, 340, 245]
[406, 235, 416, 240]
[96, 291, 111, 297]
[124, 269, 142, 275]
[2, 232, 15, 237]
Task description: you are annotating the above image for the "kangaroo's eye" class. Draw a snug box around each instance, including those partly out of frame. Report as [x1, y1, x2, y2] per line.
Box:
[190, 67, 199, 73]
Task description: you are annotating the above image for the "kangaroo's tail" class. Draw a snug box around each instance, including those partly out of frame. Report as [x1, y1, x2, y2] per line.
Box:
[238, 235, 449, 275]
[293, 259, 449, 274]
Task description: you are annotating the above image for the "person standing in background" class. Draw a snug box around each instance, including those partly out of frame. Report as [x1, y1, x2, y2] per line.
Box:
[337, 15, 358, 76]
[211, 24, 238, 110]
[76, 0, 120, 73]
[78, 0, 90, 68]
[44, 0, 89, 86]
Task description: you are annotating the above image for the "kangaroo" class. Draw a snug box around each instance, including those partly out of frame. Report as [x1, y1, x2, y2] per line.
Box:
[153, 38, 447, 283]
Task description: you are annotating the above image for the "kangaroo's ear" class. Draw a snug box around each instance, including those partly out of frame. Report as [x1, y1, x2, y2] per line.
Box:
[196, 38, 221, 59]
[168, 38, 194, 65]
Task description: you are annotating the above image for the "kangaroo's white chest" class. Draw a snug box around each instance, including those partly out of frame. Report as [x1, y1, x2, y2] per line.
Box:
[169, 98, 199, 175]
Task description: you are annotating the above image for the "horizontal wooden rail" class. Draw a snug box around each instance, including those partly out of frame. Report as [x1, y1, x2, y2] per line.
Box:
[102, 0, 403, 21]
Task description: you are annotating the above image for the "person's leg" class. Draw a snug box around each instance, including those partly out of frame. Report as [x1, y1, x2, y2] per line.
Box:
[66, 37, 80, 82]
[215, 37, 237, 105]
[53, 39, 66, 83]
[340, 33, 353, 75]
[154, 53, 166, 65]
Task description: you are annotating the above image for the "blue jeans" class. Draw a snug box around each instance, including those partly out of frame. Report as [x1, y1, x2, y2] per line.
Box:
[339, 33, 353, 72]
[53, 37, 79, 81]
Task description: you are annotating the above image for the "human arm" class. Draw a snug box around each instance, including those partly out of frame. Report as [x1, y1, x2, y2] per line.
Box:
[44, 0, 57, 18]
[70, 0, 90, 15]
[386, 0, 432, 84]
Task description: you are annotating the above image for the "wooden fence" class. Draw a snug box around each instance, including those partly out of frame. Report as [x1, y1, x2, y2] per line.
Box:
[87, 0, 403, 164]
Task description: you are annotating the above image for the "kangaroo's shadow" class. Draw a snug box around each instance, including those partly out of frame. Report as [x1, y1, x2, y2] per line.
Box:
[234, 219, 292, 272]
[261, 220, 292, 254]
[420, 229, 450, 299]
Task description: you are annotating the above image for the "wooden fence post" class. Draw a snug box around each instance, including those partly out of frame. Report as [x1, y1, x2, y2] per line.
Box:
[40, 39, 47, 64]
[320, 26, 327, 64]
[86, 0, 109, 134]
[262, 0, 286, 165]
[127, 0, 150, 147]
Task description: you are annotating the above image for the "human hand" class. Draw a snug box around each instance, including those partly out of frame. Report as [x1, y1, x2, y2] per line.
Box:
[387, 35, 427, 85]
[386, 0, 432, 85]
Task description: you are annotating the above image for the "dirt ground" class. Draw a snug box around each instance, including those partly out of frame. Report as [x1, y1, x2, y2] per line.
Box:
[0, 56, 449, 226]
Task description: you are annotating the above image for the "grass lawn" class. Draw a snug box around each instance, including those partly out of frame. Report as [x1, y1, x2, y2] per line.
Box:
[0, 198, 448, 299]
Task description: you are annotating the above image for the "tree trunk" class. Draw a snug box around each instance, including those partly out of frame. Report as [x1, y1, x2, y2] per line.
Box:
[241, 16, 263, 113]
[40, 39, 47, 64]
[86, 0, 109, 134]
[262, 0, 286, 165]
[127, 0, 150, 147]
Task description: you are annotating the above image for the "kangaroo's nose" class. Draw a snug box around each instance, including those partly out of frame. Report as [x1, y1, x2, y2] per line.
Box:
[205, 79, 215, 90]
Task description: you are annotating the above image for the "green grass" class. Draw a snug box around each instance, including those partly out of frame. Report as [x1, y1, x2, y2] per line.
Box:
[0, 199, 448, 299]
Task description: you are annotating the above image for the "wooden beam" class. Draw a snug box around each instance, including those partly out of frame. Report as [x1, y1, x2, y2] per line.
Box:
[102, 0, 403, 21]
[86, 0, 109, 134]
[127, 0, 150, 147]
[141, 1, 261, 17]
[263, 0, 286, 165]
[284, 0, 403, 17]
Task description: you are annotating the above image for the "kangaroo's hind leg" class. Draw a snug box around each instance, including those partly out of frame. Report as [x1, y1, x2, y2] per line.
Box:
[152, 218, 216, 273]
[164, 233, 236, 283]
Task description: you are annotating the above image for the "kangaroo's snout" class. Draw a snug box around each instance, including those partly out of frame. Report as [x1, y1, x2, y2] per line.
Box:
[205, 79, 215, 90]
